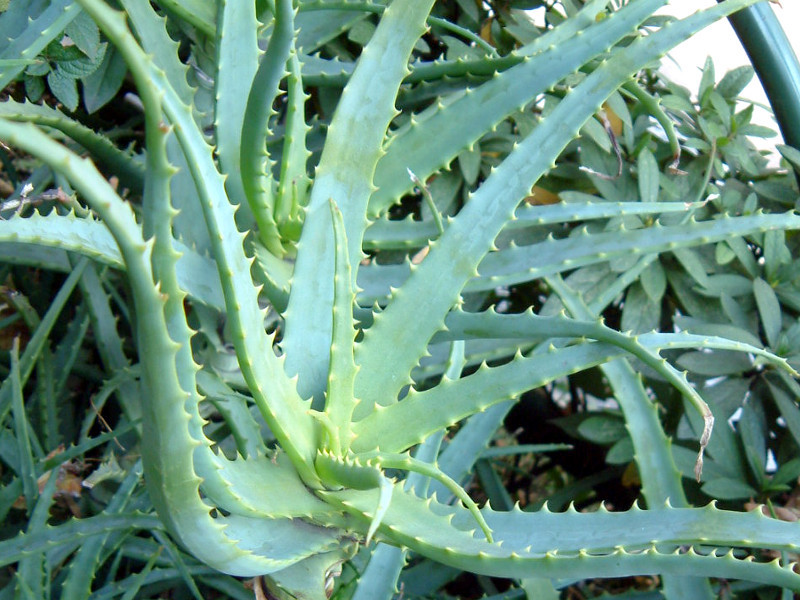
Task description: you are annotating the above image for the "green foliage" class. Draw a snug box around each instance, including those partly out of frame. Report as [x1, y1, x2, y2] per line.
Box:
[0, 2, 125, 113]
[1, 0, 800, 598]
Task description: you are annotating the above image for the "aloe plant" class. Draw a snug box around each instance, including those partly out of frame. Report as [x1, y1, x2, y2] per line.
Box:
[1, 0, 800, 598]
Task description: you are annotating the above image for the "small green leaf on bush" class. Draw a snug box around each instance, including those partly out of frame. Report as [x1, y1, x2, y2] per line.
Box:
[673, 247, 710, 287]
[708, 91, 730, 131]
[777, 144, 800, 172]
[772, 457, 800, 488]
[577, 415, 627, 445]
[716, 65, 754, 99]
[24, 74, 46, 102]
[698, 56, 715, 105]
[640, 260, 666, 303]
[738, 401, 767, 485]
[25, 61, 50, 77]
[82, 45, 126, 113]
[606, 436, 634, 465]
[698, 115, 726, 141]
[56, 43, 106, 78]
[763, 230, 791, 282]
[458, 142, 481, 186]
[65, 11, 101, 59]
[738, 124, 776, 138]
[677, 350, 752, 376]
[767, 382, 800, 450]
[753, 277, 781, 348]
[720, 293, 751, 331]
[621, 283, 659, 334]
[660, 93, 694, 113]
[701, 477, 757, 500]
[714, 241, 736, 265]
[47, 69, 79, 111]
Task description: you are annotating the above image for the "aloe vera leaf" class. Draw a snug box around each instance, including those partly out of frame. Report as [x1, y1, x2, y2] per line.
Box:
[481, 503, 800, 556]
[0, 479, 21, 528]
[152, 0, 215, 39]
[325, 487, 800, 588]
[240, 0, 294, 254]
[0, 100, 144, 192]
[0, 210, 225, 311]
[356, 210, 786, 416]
[0, 119, 301, 577]
[623, 80, 682, 164]
[156, 79, 319, 479]
[5, 288, 56, 453]
[40, 425, 138, 476]
[352, 318, 789, 456]
[0, 513, 163, 567]
[76, 223, 141, 426]
[60, 463, 143, 600]
[298, 1, 495, 55]
[474, 211, 800, 292]
[306, 0, 607, 87]
[13, 458, 60, 599]
[90, 0, 318, 476]
[0, 256, 87, 424]
[265, 548, 358, 600]
[155, 532, 213, 600]
[294, 6, 367, 53]
[323, 200, 359, 453]
[88, 0, 329, 539]
[209, 453, 345, 520]
[0, 242, 69, 273]
[428, 402, 512, 502]
[118, 0, 211, 246]
[546, 275, 712, 598]
[299, 53, 354, 86]
[354, 0, 761, 415]
[514, 0, 611, 58]
[251, 240, 292, 311]
[214, 0, 258, 212]
[166, 136, 214, 255]
[282, 0, 437, 401]
[367, 452, 493, 542]
[212, 515, 344, 578]
[353, 342, 629, 453]
[350, 544, 407, 600]
[9, 340, 37, 514]
[360, 211, 800, 301]
[439, 309, 794, 375]
[364, 199, 704, 251]
[51, 301, 89, 397]
[368, 0, 666, 215]
[0, 0, 80, 90]
[352, 344, 463, 600]
[275, 51, 311, 233]
[196, 369, 266, 459]
[120, 547, 164, 600]
[636, 331, 794, 372]
[96, 569, 225, 600]
[0, 0, 48, 52]
[85, 0, 244, 524]
[314, 450, 393, 545]
[49, 303, 90, 441]
[114, 1, 194, 105]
